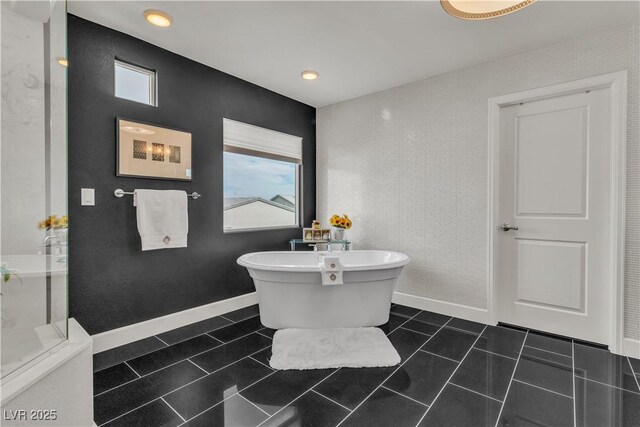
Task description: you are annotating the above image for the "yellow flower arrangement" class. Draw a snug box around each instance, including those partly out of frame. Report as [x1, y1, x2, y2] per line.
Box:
[38, 215, 68, 230]
[329, 214, 352, 230]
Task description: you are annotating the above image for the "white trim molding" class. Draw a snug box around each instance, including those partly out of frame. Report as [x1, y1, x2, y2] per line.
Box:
[487, 71, 627, 354]
[91, 292, 258, 354]
[393, 291, 490, 325]
[622, 338, 640, 360]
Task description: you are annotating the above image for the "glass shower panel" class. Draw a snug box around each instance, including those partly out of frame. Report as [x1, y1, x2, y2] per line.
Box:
[1, 0, 68, 378]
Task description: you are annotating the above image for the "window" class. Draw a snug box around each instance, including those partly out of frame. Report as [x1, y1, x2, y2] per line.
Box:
[223, 119, 302, 231]
[114, 60, 157, 106]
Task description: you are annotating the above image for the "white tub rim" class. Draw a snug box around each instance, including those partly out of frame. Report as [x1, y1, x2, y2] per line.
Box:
[237, 250, 410, 272]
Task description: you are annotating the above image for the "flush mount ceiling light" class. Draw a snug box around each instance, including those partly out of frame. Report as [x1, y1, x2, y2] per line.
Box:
[144, 9, 173, 27]
[441, 0, 536, 20]
[56, 57, 68, 67]
[301, 70, 319, 80]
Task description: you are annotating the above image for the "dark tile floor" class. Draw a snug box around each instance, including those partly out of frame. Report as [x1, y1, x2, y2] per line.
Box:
[93, 304, 640, 427]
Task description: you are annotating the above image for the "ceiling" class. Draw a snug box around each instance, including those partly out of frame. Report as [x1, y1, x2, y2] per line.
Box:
[68, 1, 639, 107]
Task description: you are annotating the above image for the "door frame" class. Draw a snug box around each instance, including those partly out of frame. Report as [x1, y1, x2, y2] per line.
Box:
[487, 71, 627, 354]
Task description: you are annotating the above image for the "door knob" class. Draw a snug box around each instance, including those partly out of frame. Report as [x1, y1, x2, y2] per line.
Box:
[500, 223, 519, 231]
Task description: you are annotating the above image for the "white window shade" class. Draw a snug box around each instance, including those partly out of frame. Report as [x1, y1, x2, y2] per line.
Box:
[223, 118, 302, 164]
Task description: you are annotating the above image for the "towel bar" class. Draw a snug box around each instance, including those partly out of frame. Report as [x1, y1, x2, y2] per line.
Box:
[114, 188, 201, 199]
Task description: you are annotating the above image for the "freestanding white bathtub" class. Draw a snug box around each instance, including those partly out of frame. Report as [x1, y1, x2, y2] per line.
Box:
[237, 250, 410, 329]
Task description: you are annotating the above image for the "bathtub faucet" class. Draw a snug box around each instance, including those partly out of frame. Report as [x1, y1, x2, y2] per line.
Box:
[41, 235, 62, 255]
[43, 235, 60, 246]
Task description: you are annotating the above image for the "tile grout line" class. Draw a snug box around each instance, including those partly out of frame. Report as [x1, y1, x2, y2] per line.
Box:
[629, 356, 640, 378]
[400, 326, 435, 338]
[236, 314, 260, 322]
[219, 314, 235, 323]
[248, 356, 273, 370]
[177, 369, 280, 426]
[388, 310, 427, 336]
[94, 329, 267, 397]
[155, 335, 170, 346]
[511, 379, 573, 399]
[413, 325, 489, 427]
[161, 397, 186, 423]
[418, 349, 460, 364]
[98, 399, 162, 427]
[389, 308, 420, 318]
[187, 358, 208, 375]
[158, 345, 274, 399]
[473, 346, 518, 361]
[572, 340, 577, 427]
[524, 344, 572, 359]
[491, 330, 529, 427]
[95, 346, 219, 398]
[237, 393, 271, 417]
[258, 310, 438, 427]
[444, 324, 485, 335]
[627, 357, 640, 392]
[123, 361, 141, 378]
[580, 376, 640, 395]
[159, 323, 233, 347]
[381, 385, 430, 408]
[248, 307, 428, 426]
[311, 389, 354, 413]
[256, 369, 344, 427]
[255, 331, 274, 340]
[409, 315, 452, 328]
[148, 316, 252, 350]
[448, 382, 503, 403]
[93, 318, 237, 374]
[100, 345, 275, 427]
[335, 318, 454, 427]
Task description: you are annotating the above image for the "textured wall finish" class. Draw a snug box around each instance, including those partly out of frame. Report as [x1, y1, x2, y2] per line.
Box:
[68, 16, 316, 335]
[317, 21, 640, 339]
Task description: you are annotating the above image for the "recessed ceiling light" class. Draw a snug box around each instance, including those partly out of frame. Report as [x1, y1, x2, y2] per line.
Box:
[56, 57, 68, 67]
[441, 0, 536, 20]
[301, 70, 319, 80]
[144, 9, 173, 27]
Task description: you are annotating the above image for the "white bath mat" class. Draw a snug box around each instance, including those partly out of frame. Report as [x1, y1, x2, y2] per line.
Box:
[269, 327, 401, 370]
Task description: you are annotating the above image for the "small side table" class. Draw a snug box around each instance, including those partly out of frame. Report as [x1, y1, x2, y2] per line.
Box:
[289, 239, 351, 251]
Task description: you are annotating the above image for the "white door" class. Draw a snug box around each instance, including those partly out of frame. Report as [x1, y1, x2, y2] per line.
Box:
[495, 87, 613, 344]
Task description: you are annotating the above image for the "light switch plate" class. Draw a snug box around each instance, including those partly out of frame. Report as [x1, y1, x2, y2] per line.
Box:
[81, 188, 95, 206]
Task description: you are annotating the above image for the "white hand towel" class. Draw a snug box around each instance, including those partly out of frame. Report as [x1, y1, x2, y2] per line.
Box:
[320, 256, 343, 286]
[134, 189, 188, 251]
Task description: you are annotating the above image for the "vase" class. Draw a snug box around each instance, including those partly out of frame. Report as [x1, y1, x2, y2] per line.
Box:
[54, 228, 68, 244]
[331, 227, 346, 242]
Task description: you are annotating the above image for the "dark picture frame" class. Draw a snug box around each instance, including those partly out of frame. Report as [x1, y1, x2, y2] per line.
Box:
[116, 117, 193, 181]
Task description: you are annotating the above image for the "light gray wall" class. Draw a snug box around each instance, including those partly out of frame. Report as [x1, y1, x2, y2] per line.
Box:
[317, 20, 640, 339]
[1, 4, 46, 255]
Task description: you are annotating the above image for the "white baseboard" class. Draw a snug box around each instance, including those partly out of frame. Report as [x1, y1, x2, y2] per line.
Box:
[393, 292, 640, 359]
[392, 291, 491, 325]
[92, 292, 258, 354]
[622, 337, 640, 359]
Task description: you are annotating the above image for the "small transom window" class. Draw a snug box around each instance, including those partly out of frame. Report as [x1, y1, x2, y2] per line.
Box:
[114, 60, 157, 106]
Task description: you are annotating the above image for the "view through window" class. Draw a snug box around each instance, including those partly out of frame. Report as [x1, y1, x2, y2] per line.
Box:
[223, 119, 302, 231]
[224, 151, 298, 230]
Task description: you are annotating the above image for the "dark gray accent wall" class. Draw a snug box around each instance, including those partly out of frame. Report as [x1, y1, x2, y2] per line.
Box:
[68, 15, 316, 335]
